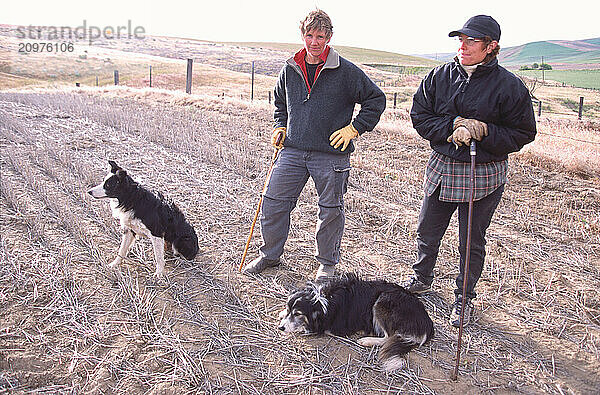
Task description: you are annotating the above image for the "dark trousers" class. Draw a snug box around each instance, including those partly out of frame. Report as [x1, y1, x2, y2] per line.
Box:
[413, 184, 504, 299]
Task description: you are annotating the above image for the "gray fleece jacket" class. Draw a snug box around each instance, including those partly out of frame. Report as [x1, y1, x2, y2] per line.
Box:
[273, 47, 386, 154]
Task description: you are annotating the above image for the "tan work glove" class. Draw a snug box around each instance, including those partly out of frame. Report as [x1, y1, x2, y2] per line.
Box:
[329, 124, 359, 151]
[271, 127, 286, 149]
[447, 126, 471, 148]
[453, 116, 488, 141]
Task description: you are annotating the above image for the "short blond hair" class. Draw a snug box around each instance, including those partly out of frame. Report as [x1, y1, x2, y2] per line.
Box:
[300, 9, 333, 38]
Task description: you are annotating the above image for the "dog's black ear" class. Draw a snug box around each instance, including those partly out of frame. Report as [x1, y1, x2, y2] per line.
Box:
[116, 169, 128, 180]
[109, 160, 121, 173]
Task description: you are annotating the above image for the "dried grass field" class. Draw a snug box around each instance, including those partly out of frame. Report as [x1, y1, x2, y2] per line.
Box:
[0, 86, 599, 394]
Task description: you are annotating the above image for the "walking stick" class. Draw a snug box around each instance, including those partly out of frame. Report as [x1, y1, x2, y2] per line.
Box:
[450, 140, 476, 381]
[238, 133, 283, 271]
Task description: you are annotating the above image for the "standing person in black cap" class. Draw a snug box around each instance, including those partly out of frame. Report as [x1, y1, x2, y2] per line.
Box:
[404, 15, 536, 327]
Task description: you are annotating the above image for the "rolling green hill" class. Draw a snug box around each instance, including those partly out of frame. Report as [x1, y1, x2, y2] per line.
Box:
[419, 37, 600, 67]
[582, 38, 600, 46]
[499, 38, 600, 65]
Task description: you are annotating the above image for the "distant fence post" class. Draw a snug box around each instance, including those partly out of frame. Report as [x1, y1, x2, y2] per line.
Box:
[538, 100, 542, 117]
[186, 59, 193, 94]
[393, 92, 397, 109]
[149, 65, 152, 88]
[114, 70, 119, 85]
[268, 91, 271, 104]
[251, 61, 255, 101]
[95, 76, 98, 86]
[578, 96, 584, 120]
[75, 82, 80, 87]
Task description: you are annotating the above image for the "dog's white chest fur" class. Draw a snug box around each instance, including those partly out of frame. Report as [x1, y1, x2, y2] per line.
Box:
[110, 199, 151, 238]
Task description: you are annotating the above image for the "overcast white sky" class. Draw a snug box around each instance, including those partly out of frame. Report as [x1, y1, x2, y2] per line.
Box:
[4, 0, 599, 55]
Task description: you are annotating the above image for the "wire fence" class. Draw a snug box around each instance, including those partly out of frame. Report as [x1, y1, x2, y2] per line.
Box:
[75, 59, 600, 145]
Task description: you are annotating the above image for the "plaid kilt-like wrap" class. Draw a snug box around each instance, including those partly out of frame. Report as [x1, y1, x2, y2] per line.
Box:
[424, 151, 508, 203]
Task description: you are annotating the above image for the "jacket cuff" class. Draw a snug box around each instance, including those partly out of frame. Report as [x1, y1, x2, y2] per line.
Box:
[351, 121, 366, 135]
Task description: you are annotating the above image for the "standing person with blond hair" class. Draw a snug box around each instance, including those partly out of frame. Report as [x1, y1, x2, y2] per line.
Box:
[405, 15, 536, 327]
[243, 9, 385, 280]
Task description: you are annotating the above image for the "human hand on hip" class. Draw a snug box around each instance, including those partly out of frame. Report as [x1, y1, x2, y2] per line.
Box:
[329, 124, 359, 151]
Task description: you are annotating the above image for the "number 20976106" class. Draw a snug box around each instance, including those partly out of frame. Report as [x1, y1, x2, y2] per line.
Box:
[18, 42, 74, 53]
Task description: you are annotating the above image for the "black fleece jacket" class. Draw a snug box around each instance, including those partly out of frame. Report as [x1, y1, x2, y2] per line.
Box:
[410, 58, 536, 163]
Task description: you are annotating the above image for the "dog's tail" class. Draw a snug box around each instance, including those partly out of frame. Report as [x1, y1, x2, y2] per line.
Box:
[380, 326, 434, 372]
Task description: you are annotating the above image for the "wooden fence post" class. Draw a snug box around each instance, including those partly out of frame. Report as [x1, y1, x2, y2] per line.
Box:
[149, 65, 152, 88]
[578, 96, 584, 120]
[95, 76, 98, 86]
[186, 59, 193, 94]
[251, 61, 255, 101]
[114, 70, 119, 85]
[538, 100, 542, 117]
[393, 92, 397, 109]
[268, 91, 271, 104]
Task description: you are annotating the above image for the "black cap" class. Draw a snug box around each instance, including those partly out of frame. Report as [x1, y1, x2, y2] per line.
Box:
[449, 15, 501, 41]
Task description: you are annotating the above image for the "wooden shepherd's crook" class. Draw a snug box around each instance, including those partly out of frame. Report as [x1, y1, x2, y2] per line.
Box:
[239, 132, 283, 271]
[450, 140, 477, 381]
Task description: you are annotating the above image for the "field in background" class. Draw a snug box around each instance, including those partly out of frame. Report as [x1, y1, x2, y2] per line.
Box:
[499, 38, 600, 67]
[411, 37, 600, 90]
[224, 41, 441, 67]
[2, 26, 600, 118]
[516, 69, 600, 90]
[1, 28, 600, 393]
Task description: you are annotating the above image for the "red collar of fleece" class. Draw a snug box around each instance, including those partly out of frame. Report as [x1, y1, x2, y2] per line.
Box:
[293, 46, 330, 92]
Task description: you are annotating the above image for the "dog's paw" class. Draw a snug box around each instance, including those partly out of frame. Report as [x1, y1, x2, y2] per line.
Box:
[357, 336, 386, 347]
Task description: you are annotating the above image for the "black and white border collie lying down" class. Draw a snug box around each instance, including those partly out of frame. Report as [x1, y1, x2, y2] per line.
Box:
[278, 273, 434, 371]
[88, 160, 199, 277]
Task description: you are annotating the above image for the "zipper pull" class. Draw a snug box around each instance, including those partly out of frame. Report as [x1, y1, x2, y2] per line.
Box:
[461, 79, 469, 93]
[304, 92, 310, 102]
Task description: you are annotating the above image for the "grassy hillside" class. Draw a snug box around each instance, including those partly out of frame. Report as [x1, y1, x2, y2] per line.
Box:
[223, 41, 439, 67]
[419, 37, 600, 67]
[500, 39, 600, 65]
[583, 38, 600, 45]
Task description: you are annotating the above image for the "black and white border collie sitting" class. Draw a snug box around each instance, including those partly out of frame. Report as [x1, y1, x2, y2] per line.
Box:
[88, 160, 199, 277]
[278, 273, 434, 371]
